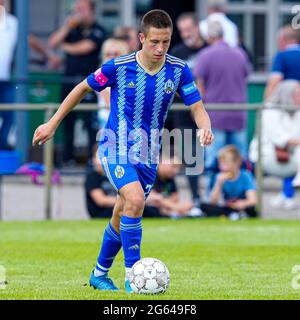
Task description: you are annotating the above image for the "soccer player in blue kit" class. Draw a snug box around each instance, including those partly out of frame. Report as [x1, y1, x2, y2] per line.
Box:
[32, 9, 214, 292]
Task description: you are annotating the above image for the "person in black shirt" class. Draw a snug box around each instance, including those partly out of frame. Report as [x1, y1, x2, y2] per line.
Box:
[85, 148, 117, 218]
[170, 12, 207, 70]
[48, 0, 106, 165]
[145, 156, 201, 217]
[85, 150, 202, 218]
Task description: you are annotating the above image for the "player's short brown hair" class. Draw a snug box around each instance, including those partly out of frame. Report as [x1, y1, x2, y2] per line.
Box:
[218, 145, 242, 163]
[140, 9, 173, 36]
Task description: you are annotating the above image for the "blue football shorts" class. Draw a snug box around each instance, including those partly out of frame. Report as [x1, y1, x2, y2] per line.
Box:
[99, 154, 158, 199]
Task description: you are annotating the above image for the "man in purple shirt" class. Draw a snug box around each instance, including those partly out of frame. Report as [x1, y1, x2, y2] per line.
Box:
[194, 20, 250, 169]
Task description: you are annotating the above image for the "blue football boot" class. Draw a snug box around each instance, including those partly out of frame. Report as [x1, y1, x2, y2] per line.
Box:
[89, 272, 119, 291]
[125, 279, 133, 293]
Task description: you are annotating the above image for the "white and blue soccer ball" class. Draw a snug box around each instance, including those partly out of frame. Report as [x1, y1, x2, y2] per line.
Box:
[129, 257, 170, 294]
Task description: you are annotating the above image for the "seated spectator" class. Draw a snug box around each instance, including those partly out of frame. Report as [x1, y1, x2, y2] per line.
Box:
[201, 145, 258, 219]
[145, 156, 203, 218]
[249, 80, 300, 209]
[85, 151, 192, 220]
[85, 147, 117, 218]
[85, 150, 202, 218]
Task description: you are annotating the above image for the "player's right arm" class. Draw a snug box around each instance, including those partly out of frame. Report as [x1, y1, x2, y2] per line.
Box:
[32, 80, 92, 146]
[177, 62, 213, 146]
[33, 60, 116, 146]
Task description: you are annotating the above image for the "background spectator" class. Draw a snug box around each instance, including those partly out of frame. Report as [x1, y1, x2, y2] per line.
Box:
[97, 38, 129, 129]
[202, 145, 257, 219]
[249, 80, 300, 210]
[199, 0, 238, 48]
[113, 26, 140, 52]
[85, 145, 117, 218]
[0, 0, 18, 150]
[146, 156, 203, 218]
[194, 20, 250, 172]
[85, 151, 201, 219]
[28, 34, 62, 70]
[238, 35, 254, 67]
[101, 38, 129, 63]
[264, 25, 300, 100]
[170, 12, 207, 207]
[170, 12, 207, 70]
[48, 0, 106, 165]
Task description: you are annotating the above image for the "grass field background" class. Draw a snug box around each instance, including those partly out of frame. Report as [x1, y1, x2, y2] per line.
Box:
[0, 218, 300, 300]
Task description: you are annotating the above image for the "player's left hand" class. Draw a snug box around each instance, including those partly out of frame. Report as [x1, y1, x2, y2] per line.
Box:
[197, 128, 214, 147]
[32, 122, 56, 146]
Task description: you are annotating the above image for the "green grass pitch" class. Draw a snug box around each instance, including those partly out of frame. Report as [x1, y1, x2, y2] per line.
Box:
[0, 218, 300, 300]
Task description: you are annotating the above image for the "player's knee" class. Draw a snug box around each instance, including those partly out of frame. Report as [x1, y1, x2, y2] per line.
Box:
[111, 216, 120, 234]
[124, 193, 145, 216]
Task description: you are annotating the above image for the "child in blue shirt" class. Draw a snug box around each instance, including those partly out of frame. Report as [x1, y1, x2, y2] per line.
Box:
[201, 145, 258, 218]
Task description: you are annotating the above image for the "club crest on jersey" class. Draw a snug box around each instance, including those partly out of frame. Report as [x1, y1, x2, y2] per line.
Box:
[164, 79, 174, 94]
[114, 165, 125, 179]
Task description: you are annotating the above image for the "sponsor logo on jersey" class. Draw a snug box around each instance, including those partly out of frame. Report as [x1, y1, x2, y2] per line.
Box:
[164, 79, 175, 94]
[181, 81, 198, 95]
[94, 68, 109, 86]
[114, 165, 125, 178]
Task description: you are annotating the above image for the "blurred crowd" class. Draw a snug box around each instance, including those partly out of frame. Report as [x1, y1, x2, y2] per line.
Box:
[1, 0, 300, 218]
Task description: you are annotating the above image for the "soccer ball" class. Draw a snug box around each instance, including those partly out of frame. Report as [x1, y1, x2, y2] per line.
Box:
[129, 257, 170, 294]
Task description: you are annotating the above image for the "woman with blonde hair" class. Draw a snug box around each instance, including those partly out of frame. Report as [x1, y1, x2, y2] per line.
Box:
[97, 38, 130, 129]
[249, 80, 300, 209]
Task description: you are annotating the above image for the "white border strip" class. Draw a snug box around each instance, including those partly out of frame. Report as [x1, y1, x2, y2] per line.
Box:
[102, 157, 119, 192]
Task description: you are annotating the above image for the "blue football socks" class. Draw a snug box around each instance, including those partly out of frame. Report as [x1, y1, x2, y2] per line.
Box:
[94, 222, 122, 276]
[120, 216, 142, 273]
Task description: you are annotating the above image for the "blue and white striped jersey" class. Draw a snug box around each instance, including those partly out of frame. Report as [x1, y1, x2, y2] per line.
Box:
[87, 51, 202, 165]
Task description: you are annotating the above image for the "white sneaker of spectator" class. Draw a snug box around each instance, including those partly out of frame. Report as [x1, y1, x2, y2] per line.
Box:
[270, 194, 285, 208]
[228, 212, 241, 221]
[186, 207, 205, 217]
[283, 198, 299, 210]
[270, 194, 298, 210]
[292, 172, 300, 188]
